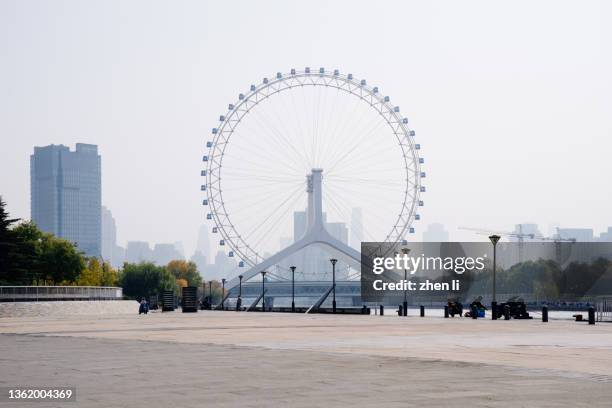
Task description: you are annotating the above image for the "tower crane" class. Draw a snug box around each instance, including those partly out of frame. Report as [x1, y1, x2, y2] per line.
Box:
[458, 226, 536, 263]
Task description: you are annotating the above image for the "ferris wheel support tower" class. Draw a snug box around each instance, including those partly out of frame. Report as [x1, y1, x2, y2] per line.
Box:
[225, 168, 361, 291]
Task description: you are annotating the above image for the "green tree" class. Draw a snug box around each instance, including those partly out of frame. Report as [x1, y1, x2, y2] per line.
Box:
[119, 262, 177, 300]
[166, 259, 202, 287]
[0, 196, 23, 284]
[100, 262, 119, 286]
[39, 236, 86, 284]
[77, 257, 103, 286]
[11, 221, 45, 284]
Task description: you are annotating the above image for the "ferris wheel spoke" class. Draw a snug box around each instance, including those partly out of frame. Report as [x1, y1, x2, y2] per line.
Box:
[321, 95, 384, 167]
[325, 118, 388, 176]
[279, 90, 312, 167]
[247, 104, 312, 171]
[324, 187, 380, 244]
[240, 184, 305, 243]
[247, 191, 305, 250]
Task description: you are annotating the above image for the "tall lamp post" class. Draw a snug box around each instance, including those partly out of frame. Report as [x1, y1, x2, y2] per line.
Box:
[489, 234, 501, 320]
[208, 281, 213, 310]
[401, 247, 410, 316]
[290, 266, 296, 313]
[237, 274, 243, 311]
[330, 259, 338, 313]
[260, 271, 267, 312]
[221, 278, 226, 310]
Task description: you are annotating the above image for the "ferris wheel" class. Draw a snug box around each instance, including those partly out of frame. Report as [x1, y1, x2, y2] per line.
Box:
[201, 68, 425, 280]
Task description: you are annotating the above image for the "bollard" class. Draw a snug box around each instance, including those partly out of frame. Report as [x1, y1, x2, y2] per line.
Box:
[588, 307, 595, 325]
[403, 301, 408, 317]
[471, 304, 477, 319]
[542, 306, 548, 322]
[420, 305, 425, 317]
[380, 304, 384, 316]
[491, 301, 497, 320]
[504, 305, 510, 320]
[398, 305, 403, 316]
[444, 305, 449, 318]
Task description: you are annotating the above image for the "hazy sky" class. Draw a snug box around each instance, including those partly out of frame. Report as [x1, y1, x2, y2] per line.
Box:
[1, 0, 611, 257]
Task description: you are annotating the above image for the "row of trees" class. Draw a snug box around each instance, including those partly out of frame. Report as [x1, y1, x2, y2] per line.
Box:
[1, 197, 214, 298]
[1, 196, 119, 286]
[119, 259, 204, 300]
[460, 258, 612, 299]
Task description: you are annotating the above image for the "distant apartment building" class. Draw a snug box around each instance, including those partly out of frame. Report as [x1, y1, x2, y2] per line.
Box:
[125, 241, 152, 263]
[30, 143, 101, 257]
[422, 223, 449, 242]
[152, 243, 183, 266]
[557, 228, 594, 242]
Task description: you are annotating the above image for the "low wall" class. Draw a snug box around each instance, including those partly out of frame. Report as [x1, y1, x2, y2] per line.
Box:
[0, 286, 123, 302]
[0, 300, 138, 318]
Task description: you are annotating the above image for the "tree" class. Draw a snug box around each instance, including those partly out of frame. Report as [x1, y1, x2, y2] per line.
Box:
[0, 196, 22, 284]
[11, 221, 44, 284]
[39, 236, 86, 284]
[77, 257, 103, 286]
[100, 262, 119, 286]
[119, 262, 177, 300]
[166, 260, 202, 287]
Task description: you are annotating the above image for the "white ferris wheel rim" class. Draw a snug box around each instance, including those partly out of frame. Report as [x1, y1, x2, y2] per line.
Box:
[202, 68, 424, 268]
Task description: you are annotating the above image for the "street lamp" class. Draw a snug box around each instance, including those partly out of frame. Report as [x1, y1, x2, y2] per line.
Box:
[221, 278, 226, 310]
[401, 247, 410, 316]
[208, 281, 213, 310]
[489, 234, 501, 320]
[261, 271, 267, 312]
[237, 275, 243, 311]
[290, 266, 296, 313]
[330, 259, 338, 313]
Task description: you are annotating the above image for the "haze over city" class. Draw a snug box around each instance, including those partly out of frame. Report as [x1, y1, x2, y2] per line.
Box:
[1, 0, 611, 258]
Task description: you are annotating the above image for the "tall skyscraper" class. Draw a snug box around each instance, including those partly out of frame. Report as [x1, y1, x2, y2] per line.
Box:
[101, 206, 116, 262]
[101, 206, 125, 268]
[195, 224, 211, 260]
[30, 143, 101, 257]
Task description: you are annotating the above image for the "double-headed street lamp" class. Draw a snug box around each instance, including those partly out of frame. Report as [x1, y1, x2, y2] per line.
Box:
[489, 234, 501, 320]
[401, 247, 410, 316]
[261, 271, 267, 312]
[330, 259, 338, 313]
[290, 266, 296, 313]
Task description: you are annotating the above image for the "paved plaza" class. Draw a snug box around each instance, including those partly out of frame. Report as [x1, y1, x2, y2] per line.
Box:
[1, 310, 612, 407]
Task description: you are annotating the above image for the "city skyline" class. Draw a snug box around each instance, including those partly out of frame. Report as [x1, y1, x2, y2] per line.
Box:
[1, 1, 611, 258]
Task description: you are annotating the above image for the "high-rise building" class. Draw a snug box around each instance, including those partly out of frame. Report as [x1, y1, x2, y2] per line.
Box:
[557, 228, 594, 242]
[125, 241, 152, 263]
[31, 143, 101, 257]
[599, 227, 612, 242]
[195, 225, 211, 260]
[101, 206, 116, 262]
[152, 243, 183, 266]
[190, 250, 207, 276]
[422, 223, 449, 242]
[101, 206, 125, 268]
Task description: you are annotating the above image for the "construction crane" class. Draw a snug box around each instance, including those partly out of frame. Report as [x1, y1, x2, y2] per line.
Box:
[460, 226, 576, 264]
[532, 228, 576, 264]
[459, 226, 536, 263]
